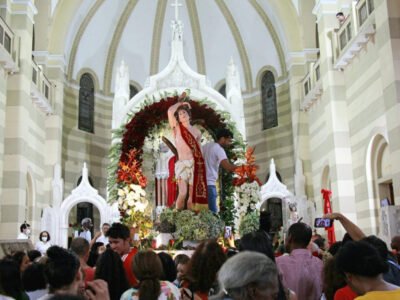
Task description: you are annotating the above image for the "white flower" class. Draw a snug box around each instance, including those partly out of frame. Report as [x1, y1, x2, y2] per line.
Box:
[118, 189, 125, 196]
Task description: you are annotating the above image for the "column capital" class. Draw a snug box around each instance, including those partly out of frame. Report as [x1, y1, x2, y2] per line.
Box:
[10, 0, 37, 23]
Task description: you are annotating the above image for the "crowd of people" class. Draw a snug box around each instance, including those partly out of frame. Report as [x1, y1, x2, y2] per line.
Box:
[1, 212, 400, 300]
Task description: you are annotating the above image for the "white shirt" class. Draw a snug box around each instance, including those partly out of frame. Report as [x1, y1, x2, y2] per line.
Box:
[79, 230, 92, 243]
[35, 240, 52, 255]
[17, 232, 29, 239]
[202, 142, 227, 185]
[96, 234, 109, 245]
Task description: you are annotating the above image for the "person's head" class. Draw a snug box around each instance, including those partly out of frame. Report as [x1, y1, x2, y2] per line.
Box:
[101, 223, 110, 235]
[362, 235, 389, 260]
[391, 235, 400, 251]
[87, 242, 105, 267]
[286, 222, 312, 251]
[336, 12, 345, 23]
[0, 257, 24, 299]
[12, 251, 31, 273]
[239, 231, 275, 262]
[157, 252, 177, 282]
[336, 241, 388, 295]
[105, 223, 131, 256]
[174, 254, 190, 282]
[70, 237, 90, 261]
[133, 250, 162, 300]
[95, 248, 129, 300]
[39, 231, 51, 243]
[81, 218, 92, 230]
[22, 262, 47, 292]
[217, 251, 279, 300]
[216, 128, 233, 148]
[27, 250, 42, 262]
[322, 257, 346, 300]
[187, 240, 226, 293]
[328, 241, 343, 256]
[44, 246, 81, 294]
[174, 104, 191, 124]
[314, 237, 328, 251]
[20, 222, 31, 234]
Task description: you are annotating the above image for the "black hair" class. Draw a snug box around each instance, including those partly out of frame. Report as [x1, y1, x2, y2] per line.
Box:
[49, 295, 85, 300]
[336, 12, 344, 17]
[44, 246, 80, 292]
[157, 252, 177, 282]
[95, 248, 130, 300]
[105, 223, 130, 240]
[362, 235, 389, 260]
[314, 237, 326, 250]
[336, 241, 388, 277]
[20, 222, 30, 233]
[259, 210, 272, 234]
[39, 231, 51, 242]
[11, 251, 27, 269]
[174, 254, 190, 267]
[239, 231, 275, 262]
[287, 222, 312, 248]
[216, 128, 233, 140]
[22, 262, 47, 291]
[342, 233, 353, 244]
[328, 241, 343, 256]
[87, 242, 104, 267]
[0, 258, 24, 299]
[27, 250, 42, 262]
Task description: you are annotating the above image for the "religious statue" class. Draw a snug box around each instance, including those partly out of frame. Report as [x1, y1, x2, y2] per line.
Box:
[167, 93, 208, 210]
[288, 202, 299, 226]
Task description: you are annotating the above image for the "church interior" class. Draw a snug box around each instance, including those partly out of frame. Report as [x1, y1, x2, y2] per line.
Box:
[0, 0, 399, 248]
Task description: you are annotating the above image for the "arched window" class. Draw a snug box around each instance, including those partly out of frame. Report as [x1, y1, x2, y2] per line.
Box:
[129, 84, 139, 99]
[261, 71, 278, 130]
[218, 83, 226, 98]
[78, 73, 95, 133]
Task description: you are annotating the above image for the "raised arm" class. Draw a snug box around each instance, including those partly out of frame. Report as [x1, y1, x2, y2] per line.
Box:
[323, 212, 366, 241]
[168, 102, 190, 129]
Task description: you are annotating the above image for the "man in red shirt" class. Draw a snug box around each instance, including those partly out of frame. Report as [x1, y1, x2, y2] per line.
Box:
[106, 223, 138, 287]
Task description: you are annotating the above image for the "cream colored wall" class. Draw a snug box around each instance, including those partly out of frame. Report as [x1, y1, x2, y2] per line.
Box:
[0, 67, 6, 205]
[243, 81, 295, 190]
[62, 85, 112, 200]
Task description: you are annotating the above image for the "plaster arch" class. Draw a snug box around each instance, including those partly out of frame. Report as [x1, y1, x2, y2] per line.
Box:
[255, 66, 280, 90]
[75, 68, 102, 94]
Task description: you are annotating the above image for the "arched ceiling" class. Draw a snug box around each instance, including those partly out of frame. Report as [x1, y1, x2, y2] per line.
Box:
[48, 0, 303, 95]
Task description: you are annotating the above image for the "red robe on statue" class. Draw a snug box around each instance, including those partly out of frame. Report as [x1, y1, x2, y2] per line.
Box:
[167, 156, 177, 207]
[179, 123, 208, 210]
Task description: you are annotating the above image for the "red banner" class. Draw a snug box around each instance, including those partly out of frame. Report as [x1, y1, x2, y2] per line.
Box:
[321, 189, 336, 245]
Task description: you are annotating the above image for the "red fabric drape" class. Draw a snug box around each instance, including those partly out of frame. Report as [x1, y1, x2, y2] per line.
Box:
[321, 189, 336, 246]
[167, 156, 177, 207]
[179, 123, 208, 210]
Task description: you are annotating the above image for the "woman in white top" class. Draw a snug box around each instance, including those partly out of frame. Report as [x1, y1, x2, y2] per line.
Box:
[35, 231, 52, 255]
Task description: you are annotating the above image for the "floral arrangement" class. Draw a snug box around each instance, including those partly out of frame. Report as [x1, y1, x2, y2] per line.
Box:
[158, 208, 224, 241]
[239, 210, 260, 237]
[108, 90, 246, 230]
[233, 147, 262, 230]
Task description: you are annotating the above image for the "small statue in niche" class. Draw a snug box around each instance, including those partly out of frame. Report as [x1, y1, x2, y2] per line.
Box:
[288, 202, 299, 225]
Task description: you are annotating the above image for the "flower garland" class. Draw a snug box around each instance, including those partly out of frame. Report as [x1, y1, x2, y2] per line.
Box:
[108, 91, 246, 229]
[233, 147, 262, 231]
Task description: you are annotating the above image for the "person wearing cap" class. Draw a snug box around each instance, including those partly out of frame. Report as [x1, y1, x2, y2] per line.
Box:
[79, 218, 92, 243]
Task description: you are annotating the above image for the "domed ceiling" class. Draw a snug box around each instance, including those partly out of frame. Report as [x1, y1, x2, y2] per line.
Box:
[55, 0, 302, 95]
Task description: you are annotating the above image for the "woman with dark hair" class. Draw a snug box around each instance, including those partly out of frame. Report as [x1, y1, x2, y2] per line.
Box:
[120, 250, 180, 300]
[87, 242, 105, 267]
[336, 241, 400, 299]
[36, 231, 52, 255]
[238, 231, 296, 300]
[11, 251, 31, 273]
[157, 252, 177, 283]
[95, 248, 129, 300]
[22, 262, 47, 299]
[0, 257, 29, 300]
[182, 240, 226, 299]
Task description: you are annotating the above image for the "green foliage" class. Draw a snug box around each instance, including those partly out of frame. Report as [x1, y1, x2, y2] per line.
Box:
[239, 210, 260, 237]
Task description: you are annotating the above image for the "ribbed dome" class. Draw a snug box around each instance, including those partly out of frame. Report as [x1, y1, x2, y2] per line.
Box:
[56, 0, 301, 95]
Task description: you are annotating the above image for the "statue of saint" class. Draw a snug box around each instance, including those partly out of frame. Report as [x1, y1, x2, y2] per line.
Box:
[167, 95, 208, 210]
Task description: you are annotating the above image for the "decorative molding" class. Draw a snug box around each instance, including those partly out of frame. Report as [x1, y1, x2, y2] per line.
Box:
[10, 0, 38, 23]
[149, 0, 168, 75]
[249, 0, 287, 78]
[67, 0, 105, 81]
[103, 0, 138, 95]
[215, 0, 252, 92]
[186, 0, 206, 74]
